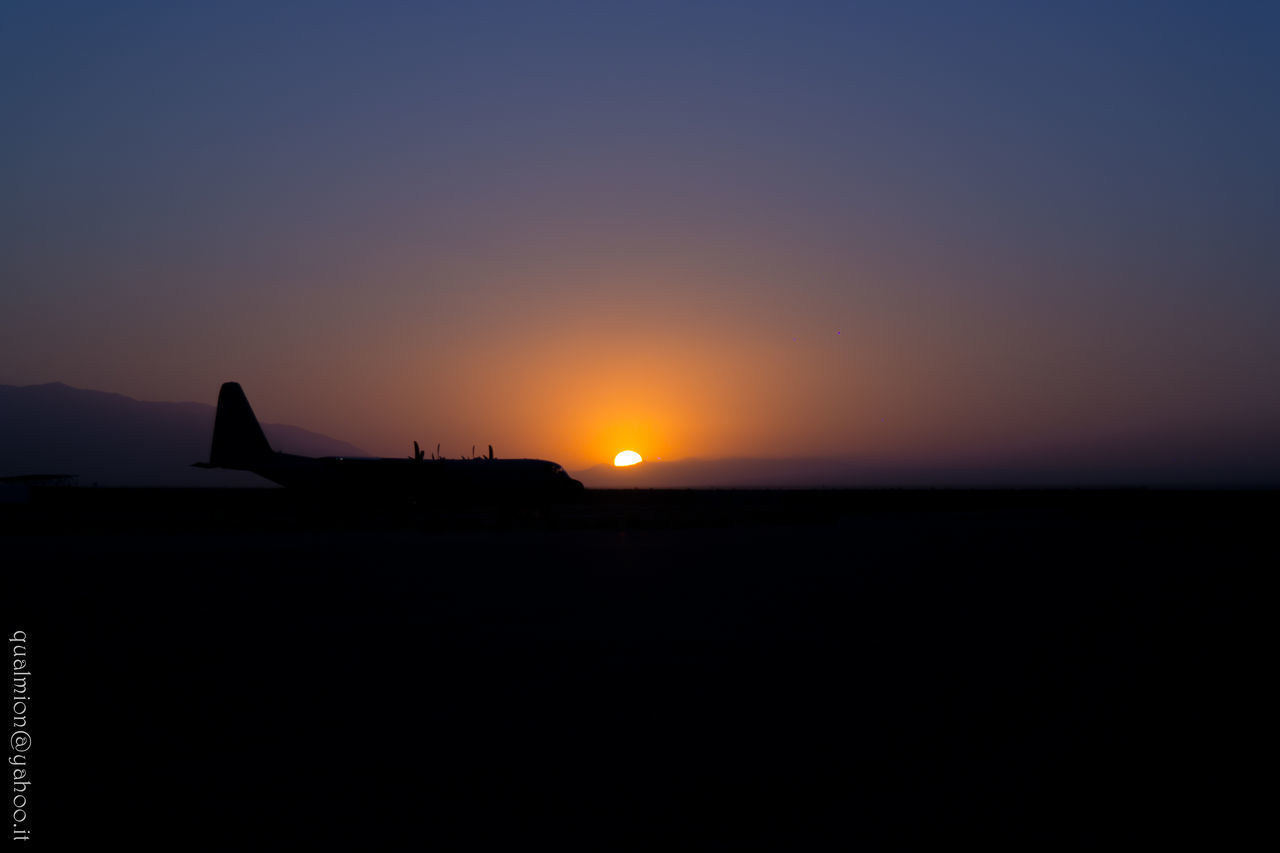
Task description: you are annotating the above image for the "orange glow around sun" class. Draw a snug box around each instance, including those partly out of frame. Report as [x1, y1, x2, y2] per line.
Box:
[614, 450, 642, 467]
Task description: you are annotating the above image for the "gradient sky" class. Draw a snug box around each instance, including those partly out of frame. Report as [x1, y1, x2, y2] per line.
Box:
[3, 1, 1278, 476]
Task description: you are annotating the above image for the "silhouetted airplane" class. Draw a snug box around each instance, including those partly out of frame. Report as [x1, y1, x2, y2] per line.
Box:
[195, 382, 584, 498]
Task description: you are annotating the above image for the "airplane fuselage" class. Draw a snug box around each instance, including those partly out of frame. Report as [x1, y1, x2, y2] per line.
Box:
[246, 452, 584, 497]
[196, 382, 585, 499]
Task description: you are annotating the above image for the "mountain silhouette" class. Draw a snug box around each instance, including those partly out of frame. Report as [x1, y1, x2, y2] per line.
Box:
[0, 382, 368, 486]
[573, 441, 1280, 489]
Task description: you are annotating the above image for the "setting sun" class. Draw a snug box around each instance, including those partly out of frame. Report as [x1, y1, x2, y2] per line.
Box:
[614, 450, 642, 467]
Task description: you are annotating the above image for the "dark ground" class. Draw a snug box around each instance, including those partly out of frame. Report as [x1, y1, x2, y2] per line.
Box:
[6, 488, 1273, 847]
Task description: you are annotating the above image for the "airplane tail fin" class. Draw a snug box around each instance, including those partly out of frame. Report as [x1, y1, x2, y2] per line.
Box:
[207, 382, 272, 469]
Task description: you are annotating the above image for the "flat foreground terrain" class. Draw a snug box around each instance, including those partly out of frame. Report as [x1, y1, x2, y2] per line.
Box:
[7, 489, 1273, 846]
